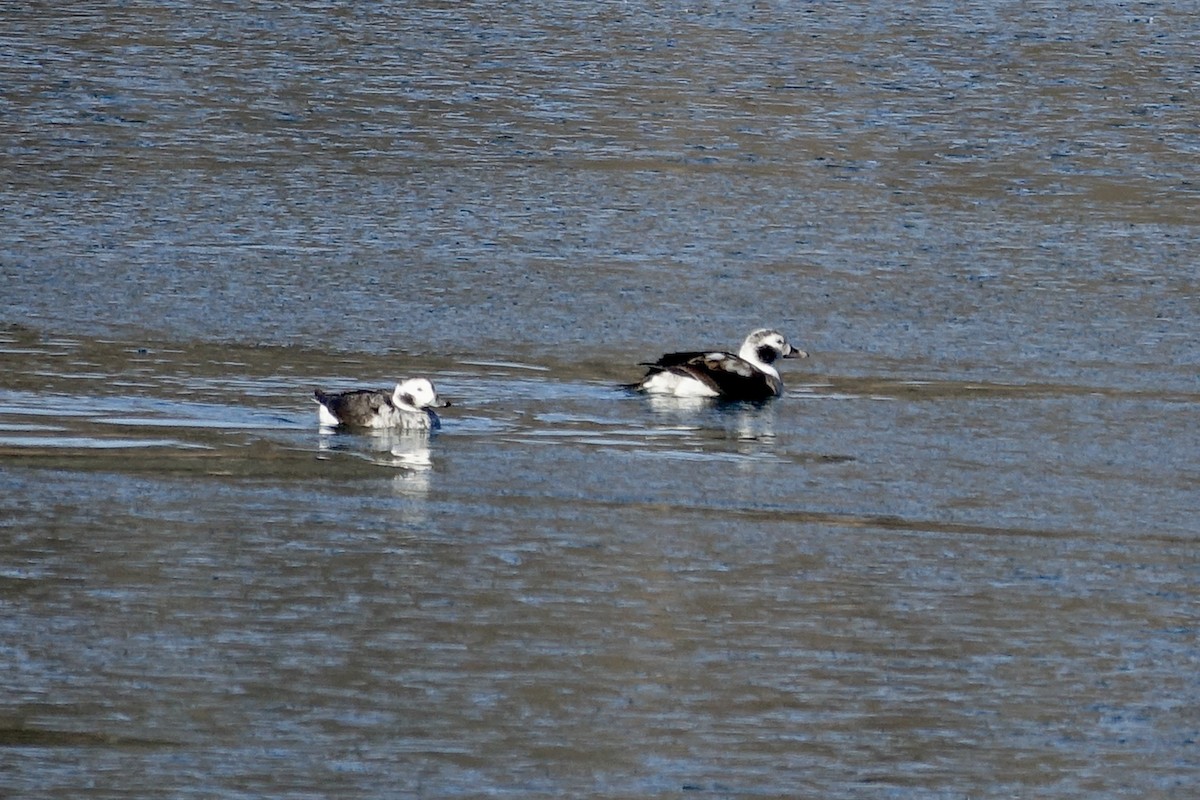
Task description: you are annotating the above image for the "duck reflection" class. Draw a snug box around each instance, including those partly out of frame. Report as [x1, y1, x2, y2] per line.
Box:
[723, 401, 776, 444]
[644, 393, 713, 416]
[643, 394, 777, 457]
[318, 426, 435, 490]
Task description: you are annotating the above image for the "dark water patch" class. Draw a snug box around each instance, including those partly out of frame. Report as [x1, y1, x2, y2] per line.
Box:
[804, 375, 1200, 404]
[0, 725, 174, 749]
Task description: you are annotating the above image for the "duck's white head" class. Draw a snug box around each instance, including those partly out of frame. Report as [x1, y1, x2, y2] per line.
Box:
[391, 378, 450, 411]
[738, 329, 807, 374]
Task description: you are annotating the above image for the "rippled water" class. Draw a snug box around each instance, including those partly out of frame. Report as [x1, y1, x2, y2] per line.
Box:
[3, 2, 1199, 797]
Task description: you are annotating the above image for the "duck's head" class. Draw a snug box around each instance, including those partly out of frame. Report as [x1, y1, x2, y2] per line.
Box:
[392, 378, 451, 410]
[739, 329, 807, 367]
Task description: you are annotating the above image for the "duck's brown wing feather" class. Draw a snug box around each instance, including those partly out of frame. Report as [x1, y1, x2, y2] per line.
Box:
[640, 349, 720, 369]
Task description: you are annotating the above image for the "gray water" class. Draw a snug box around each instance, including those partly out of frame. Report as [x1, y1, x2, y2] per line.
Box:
[2, 2, 1199, 797]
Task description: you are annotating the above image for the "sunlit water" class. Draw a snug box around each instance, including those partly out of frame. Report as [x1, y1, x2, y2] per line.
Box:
[3, 1, 1199, 797]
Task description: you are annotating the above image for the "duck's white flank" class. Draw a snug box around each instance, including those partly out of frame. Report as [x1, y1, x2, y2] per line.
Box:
[637, 370, 722, 398]
[317, 402, 343, 427]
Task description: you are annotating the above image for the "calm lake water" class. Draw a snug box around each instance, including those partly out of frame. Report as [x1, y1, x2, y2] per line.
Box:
[2, 1, 1199, 797]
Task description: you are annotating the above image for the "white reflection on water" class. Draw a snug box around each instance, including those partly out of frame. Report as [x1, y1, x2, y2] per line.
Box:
[318, 427, 434, 474]
[644, 393, 778, 443]
[644, 394, 713, 416]
[317, 428, 435, 510]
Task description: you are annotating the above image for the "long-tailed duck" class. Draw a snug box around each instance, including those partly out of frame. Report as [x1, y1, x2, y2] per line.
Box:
[314, 378, 449, 430]
[629, 328, 807, 401]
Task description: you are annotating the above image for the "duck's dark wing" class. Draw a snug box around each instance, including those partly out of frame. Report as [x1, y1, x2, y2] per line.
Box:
[641, 349, 718, 370]
[672, 353, 782, 401]
[314, 389, 393, 424]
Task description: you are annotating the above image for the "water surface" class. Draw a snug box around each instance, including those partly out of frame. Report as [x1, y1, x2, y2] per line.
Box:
[2, 2, 1199, 797]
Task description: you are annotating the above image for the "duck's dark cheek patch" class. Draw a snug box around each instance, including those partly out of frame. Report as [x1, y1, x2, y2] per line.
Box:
[756, 345, 778, 364]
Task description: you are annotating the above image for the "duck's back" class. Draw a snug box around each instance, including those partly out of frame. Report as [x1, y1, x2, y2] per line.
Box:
[315, 389, 393, 428]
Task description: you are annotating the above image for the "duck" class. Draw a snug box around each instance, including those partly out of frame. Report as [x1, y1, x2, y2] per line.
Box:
[314, 377, 449, 430]
[629, 328, 807, 401]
